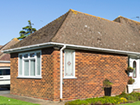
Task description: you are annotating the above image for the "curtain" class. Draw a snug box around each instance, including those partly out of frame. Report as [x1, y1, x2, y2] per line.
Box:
[30, 59, 35, 76]
[37, 52, 40, 75]
[65, 50, 73, 76]
[19, 55, 22, 75]
[24, 60, 29, 76]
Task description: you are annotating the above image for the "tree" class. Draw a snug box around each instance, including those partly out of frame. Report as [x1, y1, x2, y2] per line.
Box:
[17, 20, 37, 40]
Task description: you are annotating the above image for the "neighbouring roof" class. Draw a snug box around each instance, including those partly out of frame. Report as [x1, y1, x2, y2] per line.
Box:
[0, 46, 2, 49]
[0, 38, 19, 60]
[7, 9, 140, 53]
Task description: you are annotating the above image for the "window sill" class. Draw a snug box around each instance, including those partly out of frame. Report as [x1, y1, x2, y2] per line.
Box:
[63, 77, 77, 79]
[17, 76, 42, 79]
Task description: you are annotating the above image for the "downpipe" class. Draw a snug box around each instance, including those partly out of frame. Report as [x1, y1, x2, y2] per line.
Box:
[60, 45, 66, 101]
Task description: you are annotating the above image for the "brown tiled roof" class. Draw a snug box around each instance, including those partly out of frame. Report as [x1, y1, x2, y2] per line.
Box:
[0, 46, 2, 49]
[0, 38, 19, 60]
[8, 9, 140, 53]
[9, 12, 69, 49]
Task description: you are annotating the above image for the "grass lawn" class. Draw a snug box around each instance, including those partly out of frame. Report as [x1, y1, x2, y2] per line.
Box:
[0, 96, 39, 105]
[119, 101, 140, 105]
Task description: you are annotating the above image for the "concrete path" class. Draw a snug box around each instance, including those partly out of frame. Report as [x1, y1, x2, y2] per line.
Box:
[0, 94, 65, 105]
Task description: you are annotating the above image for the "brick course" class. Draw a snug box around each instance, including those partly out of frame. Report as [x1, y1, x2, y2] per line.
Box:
[62, 50, 128, 100]
[10, 48, 58, 101]
[10, 48, 128, 101]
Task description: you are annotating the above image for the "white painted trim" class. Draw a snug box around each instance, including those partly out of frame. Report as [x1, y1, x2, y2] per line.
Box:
[63, 77, 77, 79]
[3, 43, 53, 53]
[64, 49, 76, 78]
[17, 76, 42, 79]
[3, 42, 140, 56]
[60, 45, 66, 100]
[0, 61, 10, 63]
[18, 50, 41, 78]
[0, 67, 10, 69]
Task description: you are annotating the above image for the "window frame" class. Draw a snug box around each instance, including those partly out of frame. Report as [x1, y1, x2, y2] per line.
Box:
[18, 50, 42, 79]
[63, 49, 76, 79]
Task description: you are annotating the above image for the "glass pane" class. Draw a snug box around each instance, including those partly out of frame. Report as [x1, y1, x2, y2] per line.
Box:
[65, 50, 73, 76]
[0, 70, 2, 75]
[19, 55, 22, 75]
[2, 69, 10, 75]
[133, 61, 136, 78]
[0, 69, 10, 75]
[24, 60, 29, 76]
[30, 59, 35, 76]
[5, 69, 10, 75]
[24, 54, 28, 58]
[30, 53, 35, 57]
[37, 52, 40, 75]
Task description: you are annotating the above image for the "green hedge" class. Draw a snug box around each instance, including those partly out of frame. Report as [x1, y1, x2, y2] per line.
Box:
[65, 92, 140, 105]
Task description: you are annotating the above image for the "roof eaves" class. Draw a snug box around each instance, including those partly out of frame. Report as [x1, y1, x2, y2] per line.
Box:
[3, 42, 140, 57]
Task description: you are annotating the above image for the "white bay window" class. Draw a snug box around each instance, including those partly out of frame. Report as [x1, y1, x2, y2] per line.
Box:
[64, 49, 76, 79]
[18, 50, 41, 78]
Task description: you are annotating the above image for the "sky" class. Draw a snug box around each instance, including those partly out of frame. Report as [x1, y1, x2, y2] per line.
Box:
[0, 0, 140, 45]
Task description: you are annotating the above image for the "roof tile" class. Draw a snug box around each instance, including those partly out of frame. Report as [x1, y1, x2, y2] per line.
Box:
[7, 9, 140, 53]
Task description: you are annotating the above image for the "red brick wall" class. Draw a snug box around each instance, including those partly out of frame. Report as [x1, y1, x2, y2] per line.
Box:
[10, 48, 59, 101]
[10, 48, 128, 101]
[62, 50, 128, 100]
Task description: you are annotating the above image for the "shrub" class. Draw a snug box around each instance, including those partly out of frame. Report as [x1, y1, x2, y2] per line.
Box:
[127, 67, 134, 72]
[103, 79, 113, 88]
[65, 92, 140, 105]
[128, 77, 135, 84]
[129, 92, 140, 101]
[119, 97, 128, 104]
[118, 92, 137, 101]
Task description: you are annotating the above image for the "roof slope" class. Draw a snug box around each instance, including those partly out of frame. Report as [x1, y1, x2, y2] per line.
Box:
[0, 38, 19, 61]
[10, 11, 69, 49]
[8, 9, 140, 53]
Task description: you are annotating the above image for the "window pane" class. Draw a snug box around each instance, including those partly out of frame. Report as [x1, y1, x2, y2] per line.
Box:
[30, 53, 35, 57]
[30, 59, 35, 76]
[24, 54, 28, 58]
[24, 60, 29, 76]
[2, 69, 10, 75]
[0, 69, 10, 75]
[65, 50, 73, 76]
[0, 70, 2, 75]
[19, 55, 22, 75]
[133, 61, 136, 78]
[5, 69, 10, 75]
[37, 52, 40, 75]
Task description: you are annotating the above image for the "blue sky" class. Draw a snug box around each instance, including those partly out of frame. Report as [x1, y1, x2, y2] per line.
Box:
[0, 0, 140, 45]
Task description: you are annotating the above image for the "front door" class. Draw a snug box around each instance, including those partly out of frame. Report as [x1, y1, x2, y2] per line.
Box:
[129, 58, 140, 89]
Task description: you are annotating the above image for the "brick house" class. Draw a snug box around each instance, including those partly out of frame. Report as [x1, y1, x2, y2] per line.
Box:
[0, 38, 19, 69]
[3, 9, 140, 101]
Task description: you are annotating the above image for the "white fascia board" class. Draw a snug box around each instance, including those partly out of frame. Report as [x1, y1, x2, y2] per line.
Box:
[2, 42, 140, 56]
[0, 61, 10, 63]
[3, 43, 54, 53]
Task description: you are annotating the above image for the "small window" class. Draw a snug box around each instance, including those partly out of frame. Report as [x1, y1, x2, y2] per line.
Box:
[133, 61, 136, 78]
[64, 49, 75, 78]
[0, 69, 10, 75]
[18, 50, 41, 78]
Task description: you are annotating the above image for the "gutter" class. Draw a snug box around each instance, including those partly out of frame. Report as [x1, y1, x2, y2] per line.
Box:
[3, 42, 140, 56]
[60, 45, 66, 101]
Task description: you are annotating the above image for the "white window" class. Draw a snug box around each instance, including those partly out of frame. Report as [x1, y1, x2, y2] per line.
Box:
[64, 49, 76, 79]
[18, 50, 41, 78]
